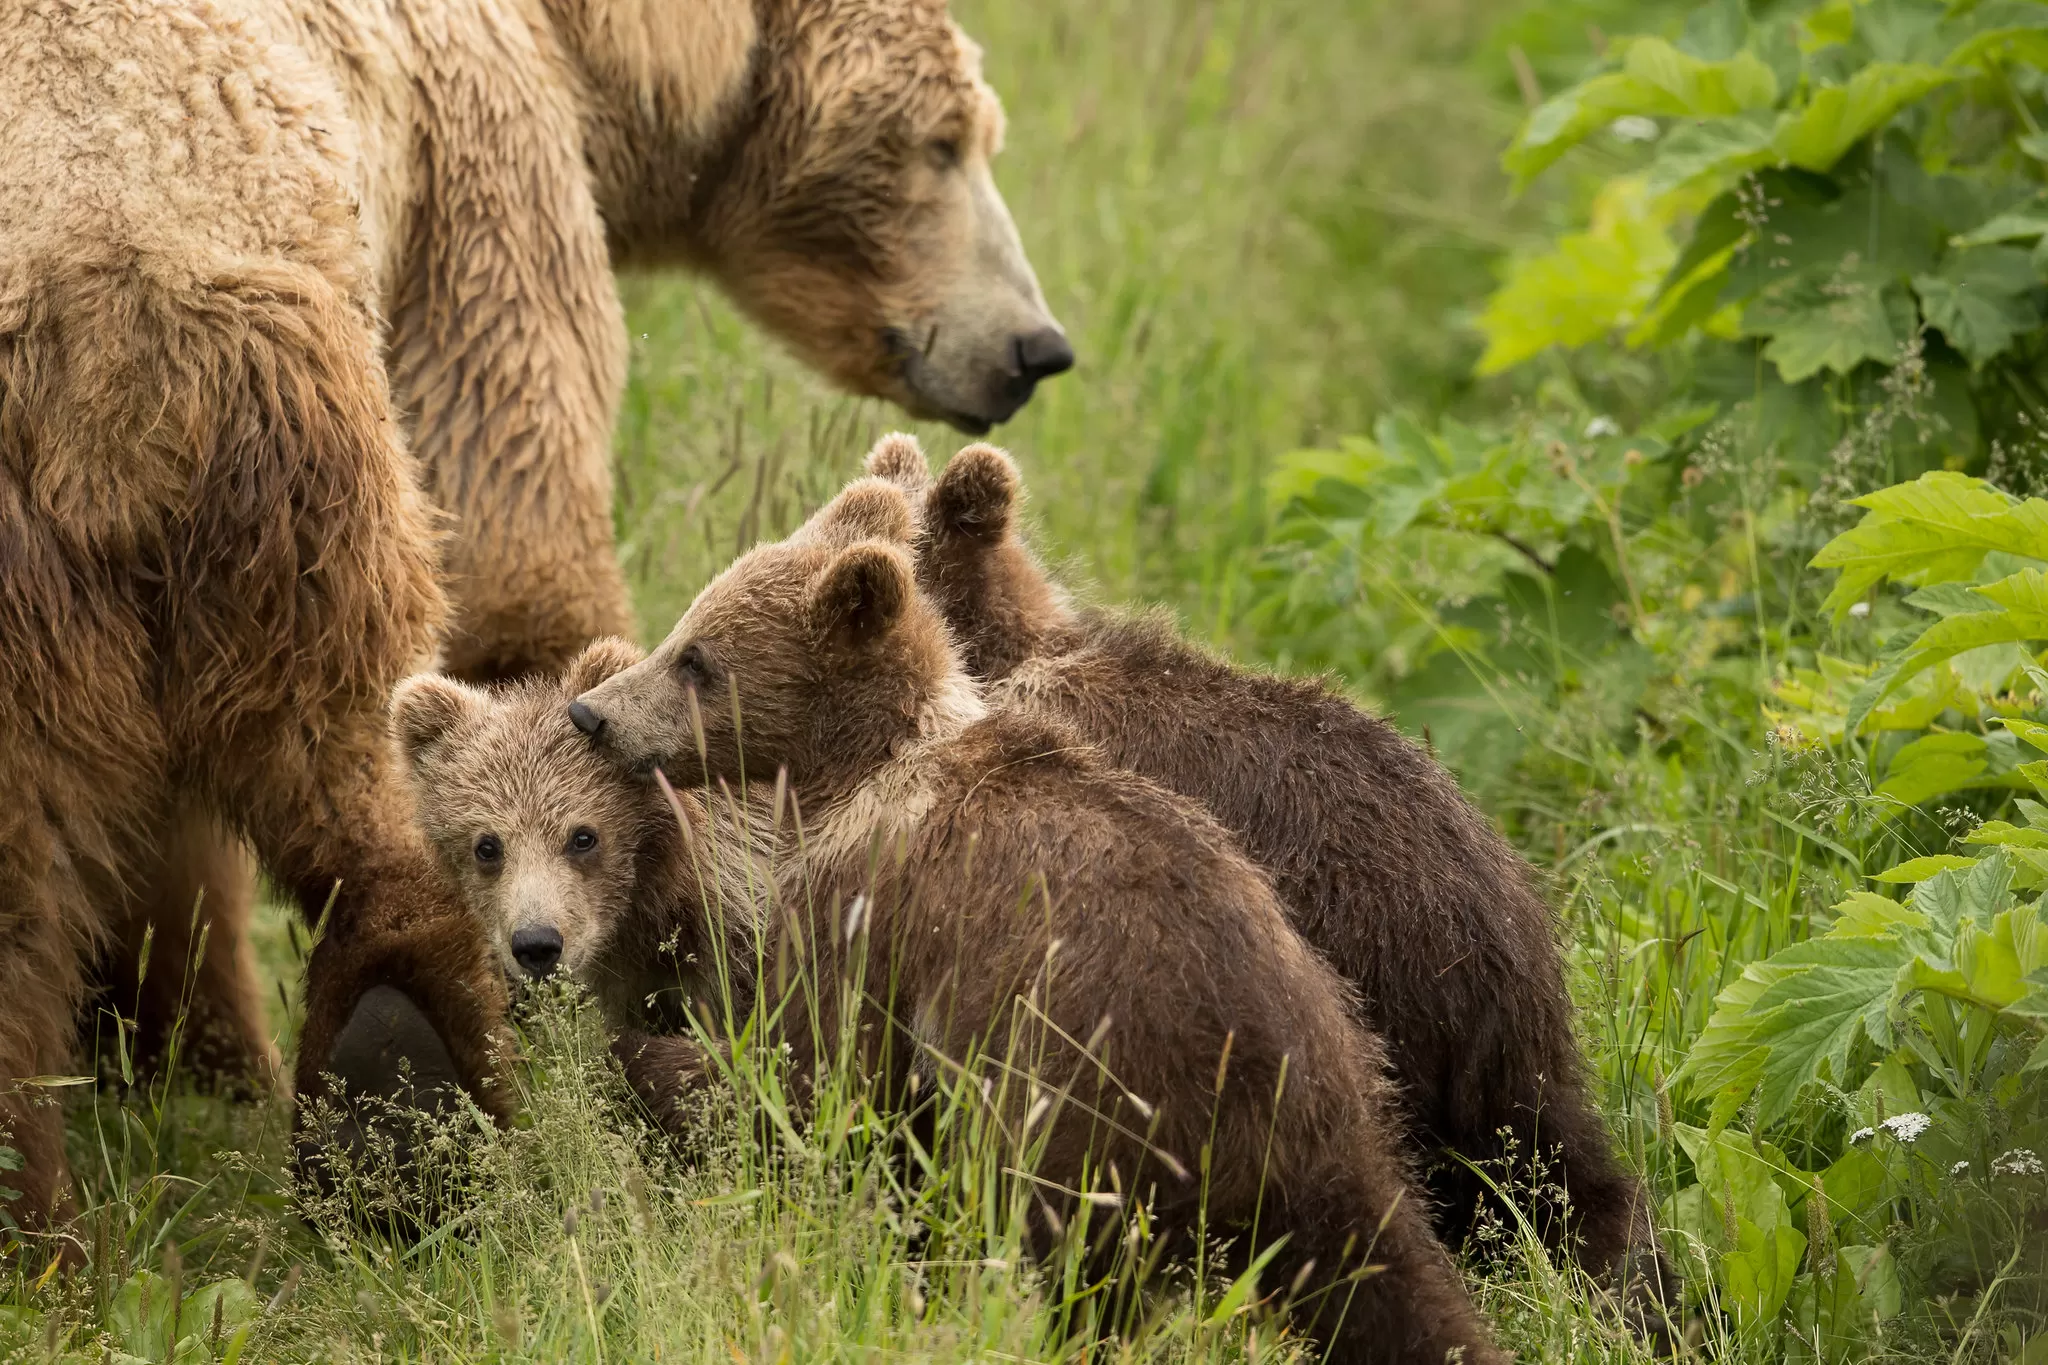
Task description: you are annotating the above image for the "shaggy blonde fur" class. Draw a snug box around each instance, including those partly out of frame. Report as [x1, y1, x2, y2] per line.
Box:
[3, 0, 1061, 1236]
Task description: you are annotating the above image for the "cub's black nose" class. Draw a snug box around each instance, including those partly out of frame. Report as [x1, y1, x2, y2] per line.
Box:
[1014, 327, 1075, 382]
[567, 700, 605, 738]
[510, 926, 563, 978]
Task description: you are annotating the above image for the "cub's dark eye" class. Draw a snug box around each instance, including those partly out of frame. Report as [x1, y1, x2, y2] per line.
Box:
[568, 827, 599, 854]
[473, 834, 503, 868]
[676, 642, 713, 691]
[926, 137, 961, 170]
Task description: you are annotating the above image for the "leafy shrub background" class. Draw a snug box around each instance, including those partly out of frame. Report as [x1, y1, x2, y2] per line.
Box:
[1257, 0, 2048, 1355]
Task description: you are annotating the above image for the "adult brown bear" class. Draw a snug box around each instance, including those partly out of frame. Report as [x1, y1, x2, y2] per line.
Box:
[0, 0, 1066, 1243]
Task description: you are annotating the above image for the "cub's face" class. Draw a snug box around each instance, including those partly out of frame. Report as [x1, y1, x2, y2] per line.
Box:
[571, 481, 951, 786]
[392, 643, 654, 986]
[704, 3, 1072, 433]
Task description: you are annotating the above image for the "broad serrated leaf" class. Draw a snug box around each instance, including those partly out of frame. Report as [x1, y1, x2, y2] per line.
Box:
[1898, 905, 2042, 1011]
[1909, 851, 2013, 938]
[1742, 267, 1913, 383]
[1904, 581, 1998, 617]
[1504, 40, 1779, 185]
[1977, 565, 2048, 612]
[1914, 246, 2044, 367]
[1810, 472, 2034, 621]
[1829, 891, 1938, 950]
[1871, 854, 1982, 883]
[1477, 177, 1678, 374]
[1875, 733, 1991, 814]
[1772, 64, 1955, 172]
[1646, 112, 1780, 195]
[1964, 819, 2048, 849]
[1681, 937, 1912, 1125]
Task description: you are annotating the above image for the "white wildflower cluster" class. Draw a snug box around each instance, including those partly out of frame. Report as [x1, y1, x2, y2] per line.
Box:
[1584, 415, 1621, 439]
[1951, 1160, 1970, 1177]
[1879, 1112, 1931, 1143]
[1994, 1148, 2044, 1178]
[1849, 1126, 1876, 1145]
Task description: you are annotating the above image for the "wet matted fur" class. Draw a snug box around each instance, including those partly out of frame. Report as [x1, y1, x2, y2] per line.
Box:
[864, 434, 1677, 1333]
[2, 0, 1064, 1228]
[574, 481, 1507, 1365]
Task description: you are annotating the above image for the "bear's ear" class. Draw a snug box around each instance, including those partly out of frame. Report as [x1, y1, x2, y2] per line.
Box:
[863, 432, 932, 492]
[563, 636, 643, 695]
[806, 477, 915, 547]
[390, 673, 487, 765]
[928, 443, 1019, 545]
[812, 541, 914, 648]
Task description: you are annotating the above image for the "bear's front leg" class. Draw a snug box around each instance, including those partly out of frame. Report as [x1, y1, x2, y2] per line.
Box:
[145, 259, 517, 1214]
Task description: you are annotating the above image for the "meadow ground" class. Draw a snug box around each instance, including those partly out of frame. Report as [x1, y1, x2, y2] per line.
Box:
[7, 0, 2037, 1360]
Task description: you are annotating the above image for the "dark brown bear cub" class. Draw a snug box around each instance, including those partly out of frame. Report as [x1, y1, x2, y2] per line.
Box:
[867, 433, 1672, 1327]
[569, 479, 1505, 1365]
[390, 639, 761, 1035]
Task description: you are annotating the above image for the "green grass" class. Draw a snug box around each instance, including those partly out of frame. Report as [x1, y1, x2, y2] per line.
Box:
[12, 0, 2037, 1359]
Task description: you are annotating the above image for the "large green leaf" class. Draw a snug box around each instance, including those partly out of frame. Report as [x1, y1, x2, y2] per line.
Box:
[1876, 732, 1993, 813]
[1772, 64, 1955, 172]
[1477, 177, 1677, 373]
[1742, 268, 1914, 382]
[1908, 852, 2013, 940]
[1680, 936, 1912, 1124]
[1646, 112, 1779, 195]
[1809, 473, 2040, 620]
[1913, 246, 2044, 367]
[1504, 39, 1779, 185]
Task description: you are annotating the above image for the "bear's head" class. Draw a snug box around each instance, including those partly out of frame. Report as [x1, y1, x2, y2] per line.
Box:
[391, 638, 694, 986]
[864, 433, 1078, 679]
[570, 478, 981, 789]
[553, 0, 1070, 434]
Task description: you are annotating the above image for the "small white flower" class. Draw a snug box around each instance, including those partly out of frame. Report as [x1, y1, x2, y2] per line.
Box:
[1880, 1112, 1932, 1143]
[1951, 1160, 1970, 1177]
[1994, 1148, 2044, 1178]
[1584, 415, 1621, 439]
[1848, 600, 1871, 618]
[1849, 1126, 1876, 1145]
[1610, 115, 1661, 143]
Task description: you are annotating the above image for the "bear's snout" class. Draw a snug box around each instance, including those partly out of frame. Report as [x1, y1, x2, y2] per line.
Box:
[510, 925, 564, 978]
[567, 700, 605, 739]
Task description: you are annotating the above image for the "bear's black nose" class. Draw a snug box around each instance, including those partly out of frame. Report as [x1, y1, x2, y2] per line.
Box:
[510, 925, 563, 978]
[1013, 327, 1075, 382]
[567, 700, 606, 738]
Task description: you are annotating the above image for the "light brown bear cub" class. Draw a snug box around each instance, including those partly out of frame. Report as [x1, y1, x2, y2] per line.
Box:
[568, 480, 1505, 1365]
[866, 434, 1674, 1330]
[390, 640, 762, 1034]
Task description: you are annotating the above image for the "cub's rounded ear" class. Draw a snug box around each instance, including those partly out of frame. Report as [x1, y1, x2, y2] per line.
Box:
[802, 476, 915, 547]
[564, 636, 643, 695]
[389, 674, 487, 765]
[812, 541, 914, 647]
[928, 444, 1019, 544]
[863, 432, 932, 491]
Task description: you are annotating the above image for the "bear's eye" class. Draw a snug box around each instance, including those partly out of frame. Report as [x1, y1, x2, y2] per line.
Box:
[926, 137, 961, 170]
[676, 642, 714, 691]
[473, 834, 504, 868]
[568, 827, 599, 855]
